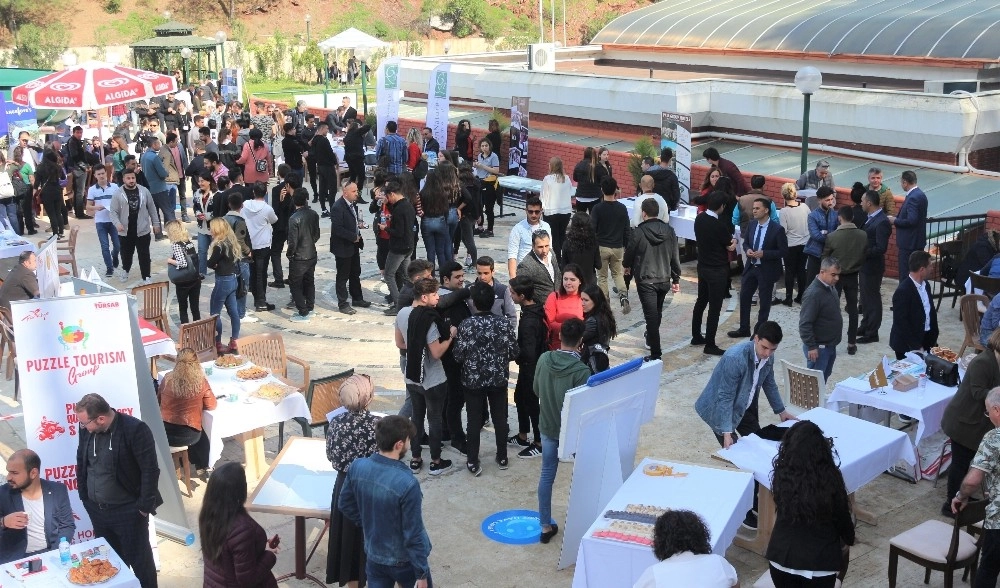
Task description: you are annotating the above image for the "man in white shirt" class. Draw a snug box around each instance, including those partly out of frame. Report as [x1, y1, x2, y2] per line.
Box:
[507, 197, 551, 278]
[86, 165, 121, 278]
[0, 449, 75, 564]
[630, 175, 669, 228]
[889, 250, 939, 360]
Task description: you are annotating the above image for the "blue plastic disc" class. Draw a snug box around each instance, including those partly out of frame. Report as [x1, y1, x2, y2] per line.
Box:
[481, 510, 553, 545]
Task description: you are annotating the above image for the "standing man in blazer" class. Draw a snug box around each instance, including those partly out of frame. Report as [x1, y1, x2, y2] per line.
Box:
[890, 250, 939, 360]
[858, 190, 891, 343]
[729, 198, 788, 339]
[0, 449, 75, 564]
[890, 170, 928, 279]
[330, 181, 371, 315]
[515, 231, 559, 304]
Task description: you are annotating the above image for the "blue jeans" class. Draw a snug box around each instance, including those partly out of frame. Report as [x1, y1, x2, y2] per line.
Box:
[237, 260, 250, 318]
[197, 233, 211, 276]
[210, 274, 240, 342]
[446, 207, 459, 241]
[95, 221, 120, 272]
[0, 200, 18, 233]
[804, 343, 837, 382]
[421, 216, 451, 270]
[366, 560, 432, 588]
[537, 434, 560, 529]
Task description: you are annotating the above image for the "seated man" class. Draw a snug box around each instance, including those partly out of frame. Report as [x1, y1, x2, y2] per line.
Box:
[982, 291, 1000, 347]
[0, 449, 75, 564]
[0, 251, 39, 311]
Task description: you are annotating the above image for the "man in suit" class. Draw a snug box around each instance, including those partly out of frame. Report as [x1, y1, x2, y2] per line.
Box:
[421, 127, 440, 155]
[891, 170, 928, 279]
[823, 206, 867, 355]
[340, 96, 358, 123]
[858, 190, 891, 343]
[695, 321, 796, 529]
[515, 231, 558, 304]
[692, 191, 737, 356]
[728, 198, 788, 339]
[0, 449, 75, 564]
[890, 250, 939, 360]
[330, 181, 371, 315]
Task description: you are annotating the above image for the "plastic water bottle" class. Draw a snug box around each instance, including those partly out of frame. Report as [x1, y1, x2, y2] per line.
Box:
[59, 537, 70, 567]
[918, 374, 927, 400]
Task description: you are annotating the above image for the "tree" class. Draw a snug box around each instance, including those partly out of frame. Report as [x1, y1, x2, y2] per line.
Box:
[9, 24, 66, 70]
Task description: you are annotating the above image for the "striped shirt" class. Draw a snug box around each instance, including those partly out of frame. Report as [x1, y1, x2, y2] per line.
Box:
[87, 182, 119, 224]
[376, 133, 407, 174]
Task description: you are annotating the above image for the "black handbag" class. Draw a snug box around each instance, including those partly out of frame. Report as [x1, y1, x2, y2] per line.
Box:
[925, 354, 960, 387]
[167, 243, 200, 284]
[236, 267, 247, 298]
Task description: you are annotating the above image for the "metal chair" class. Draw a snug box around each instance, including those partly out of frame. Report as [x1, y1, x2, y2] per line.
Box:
[780, 359, 826, 415]
[234, 333, 309, 390]
[131, 281, 171, 338]
[933, 240, 963, 311]
[957, 294, 989, 357]
[888, 499, 987, 588]
[278, 369, 355, 449]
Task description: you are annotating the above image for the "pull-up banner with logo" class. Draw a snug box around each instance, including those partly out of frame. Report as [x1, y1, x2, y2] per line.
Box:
[425, 63, 451, 152]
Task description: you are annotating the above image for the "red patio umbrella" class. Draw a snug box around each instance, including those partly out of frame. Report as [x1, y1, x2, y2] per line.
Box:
[11, 61, 177, 110]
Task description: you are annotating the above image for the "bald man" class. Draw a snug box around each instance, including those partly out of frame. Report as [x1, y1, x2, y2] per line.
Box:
[0, 449, 75, 563]
[630, 176, 669, 228]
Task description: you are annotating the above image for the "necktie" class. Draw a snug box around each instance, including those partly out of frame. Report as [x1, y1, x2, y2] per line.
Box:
[754, 225, 764, 264]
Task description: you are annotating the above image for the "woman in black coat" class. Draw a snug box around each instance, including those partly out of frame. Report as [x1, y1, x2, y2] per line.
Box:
[572, 147, 605, 214]
[561, 212, 600, 286]
[34, 151, 66, 237]
[343, 120, 372, 193]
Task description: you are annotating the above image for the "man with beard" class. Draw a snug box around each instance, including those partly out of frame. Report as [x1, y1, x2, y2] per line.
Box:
[0, 449, 75, 564]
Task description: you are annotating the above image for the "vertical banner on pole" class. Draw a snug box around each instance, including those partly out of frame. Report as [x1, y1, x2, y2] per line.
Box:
[377, 57, 404, 141]
[426, 63, 451, 151]
[660, 111, 692, 197]
[509, 97, 529, 177]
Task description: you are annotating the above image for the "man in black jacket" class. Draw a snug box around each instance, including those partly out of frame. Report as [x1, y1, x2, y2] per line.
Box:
[0, 449, 75, 564]
[624, 198, 681, 361]
[301, 114, 319, 199]
[75, 393, 161, 588]
[330, 181, 371, 314]
[890, 250, 939, 360]
[858, 190, 891, 343]
[269, 165, 297, 288]
[281, 122, 307, 178]
[646, 147, 681, 211]
[438, 261, 472, 453]
[287, 188, 321, 322]
[310, 121, 339, 217]
[591, 177, 632, 314]
[382, 179, 416, 315]
[67, 126, 95, 219]
[692, 191, 737, 355]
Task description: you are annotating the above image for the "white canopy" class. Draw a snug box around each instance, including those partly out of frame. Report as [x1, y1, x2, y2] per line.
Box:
[317, 28, 390, 51]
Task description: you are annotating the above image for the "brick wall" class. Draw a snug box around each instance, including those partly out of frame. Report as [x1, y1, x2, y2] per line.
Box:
[988, 210, 1000, 232]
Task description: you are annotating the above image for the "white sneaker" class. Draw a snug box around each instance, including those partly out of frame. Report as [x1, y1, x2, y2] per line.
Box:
[118, 269, 128, 283]
[142, 277, 152, 285]
[242, 315, 259, 323]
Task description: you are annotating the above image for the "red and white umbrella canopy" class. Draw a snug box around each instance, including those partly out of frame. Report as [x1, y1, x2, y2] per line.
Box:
[11, 61, 177, 110]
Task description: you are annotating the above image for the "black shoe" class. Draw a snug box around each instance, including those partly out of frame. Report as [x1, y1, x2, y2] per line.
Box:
[847, 344, 857, 356]
[540, 524, 559, 544]
[383, 306, 398, 316]
[691, 335, 707, 346]
[741, 511, 758, 531]
[353, 300, 372, 308]
[255, 304, 276, 312]
[181, 215, 191, 223]
[704, 345, 725, 356]
[857, 335, 879, 344]
[77, 213, 93, 219]
[793, 297, 802, 304]
[339, 305, 357, 315]
[466, 462, 482, 477]
[321, 210, 330, 218]
[782, 299, 793, 307]
[643, 354, 661, 362]
[941, 503, 956, 519]
[727, 329, 751, 338]
[269, 281, 285, 288]
[724, 291, 732, 299]
[312, 197, 319, 203]
[429, 459, 453, 476]
[772, 298, 785, 306]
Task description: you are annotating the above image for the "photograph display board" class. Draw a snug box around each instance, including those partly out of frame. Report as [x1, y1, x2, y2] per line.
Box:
[509, 97, 529, 176]
[661, 111, 692, 198]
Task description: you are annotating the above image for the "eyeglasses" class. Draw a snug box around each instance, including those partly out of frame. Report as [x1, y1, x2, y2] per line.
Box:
[78, 416, 97, 428]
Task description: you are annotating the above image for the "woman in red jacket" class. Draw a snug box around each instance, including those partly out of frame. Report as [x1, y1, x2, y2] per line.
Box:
[544, 263, 586, 350]
[406, 127, 422, 172]
[200, 463, 279, 588]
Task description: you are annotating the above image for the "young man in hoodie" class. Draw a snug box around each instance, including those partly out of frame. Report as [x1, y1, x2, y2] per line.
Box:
[535, 318, 591, 544]
[243, 182, 278, 312]
[508, 275, 547, 459]
[624, 198, 682, 361]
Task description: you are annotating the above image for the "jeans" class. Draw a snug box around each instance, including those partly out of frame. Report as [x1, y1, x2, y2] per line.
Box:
[637, 281, 671, 358]
[384, 250, 410, 304]
[289, 257, 317, 315]
[210, 274, 240, 342]
[784, 244, 806, 301]
[376, 236, 390, 271]
[237, 259, 250, 318]
[408, 382, 446, 461]
[251, 247, 271, 307]
[120, 233, 151, 279]
[456, 218, 476, 262]
[446, 207, 459, 245]
[692, 265, 728, 345]
[270, 234, 286, 284]
[598, 246, 626, 299]
[71, 168, 87, 216]
[151, 190, 175, 223]
[537, 434, 560, 528]
[806, 254, 822, 286]
[335, 249, 364, 306]
[197, 233, 211, 276]
[545, 213, 570, 266]
[858, 270, 884, 339]
[977, 529, 1000, 588]
[95, 221, 121, 273]
[0, 199, 18, 233]
[366, 560, 432, 588]
[175, 280, 201, 324]
[464, 386, 508, 465]
[804, 343, 837, 382]
[421, 216, 451, 270]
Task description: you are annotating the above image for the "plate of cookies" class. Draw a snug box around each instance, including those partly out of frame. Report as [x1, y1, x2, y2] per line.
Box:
[234, 366, 270, 382]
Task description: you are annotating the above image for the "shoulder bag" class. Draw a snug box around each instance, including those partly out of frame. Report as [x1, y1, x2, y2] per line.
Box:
[925, 354, 960, 387]
[167, 242, 200, 284]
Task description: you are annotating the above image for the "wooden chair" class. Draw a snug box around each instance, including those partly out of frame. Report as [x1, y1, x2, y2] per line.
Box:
[170, 446, 193, 497]
[780, 359, 826, 415]
[0, 309, 17, 401]
[970, 272, 1000, 300]
[234, 333, 309, 390]
[958, 294, 989, 357]
[278, 369, 354, 448]
[177, 315, 219, 362]
[888, 498, 987, 588]
[38, 225, 79, 277]
[132, 281, 171, 338]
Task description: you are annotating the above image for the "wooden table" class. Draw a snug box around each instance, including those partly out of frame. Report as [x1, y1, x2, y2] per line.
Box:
[247, 436, 336, 586]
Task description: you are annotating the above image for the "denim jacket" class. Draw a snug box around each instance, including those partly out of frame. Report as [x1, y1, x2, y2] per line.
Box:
[804, 207, 838, 258]
[694, 340, 786, 435]
[338, 453, 431, 579]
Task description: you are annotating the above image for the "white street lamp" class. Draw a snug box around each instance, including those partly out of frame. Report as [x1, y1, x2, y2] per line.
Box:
[794, 66, 823, 175]
[216, 30, 228, 69]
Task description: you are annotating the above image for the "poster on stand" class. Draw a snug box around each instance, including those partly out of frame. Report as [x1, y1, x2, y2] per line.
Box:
[220, 68, 243, 104]
[2, 96, 37, 148]
[426, 63, 451, 152]
[660, 111, 692, 197]
[36, 238, 61, 298]
[509, 97, 529, 177]
[376, 57, 404, 140]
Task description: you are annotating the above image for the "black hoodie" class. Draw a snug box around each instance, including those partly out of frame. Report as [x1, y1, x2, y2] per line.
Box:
[624, 218, 682, 285]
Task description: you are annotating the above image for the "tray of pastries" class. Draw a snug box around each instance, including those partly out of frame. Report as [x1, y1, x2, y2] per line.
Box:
[929, 347, 959, 363]
[67, 557, 119, 585]
[250, 382, 296, 404]
[235, 366, 270, 382]
[643, 463, 688, 478]
[214, 355, 250, 369]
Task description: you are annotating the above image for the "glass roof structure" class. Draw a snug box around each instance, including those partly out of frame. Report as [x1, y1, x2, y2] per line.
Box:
[592, 0, 1000, 60]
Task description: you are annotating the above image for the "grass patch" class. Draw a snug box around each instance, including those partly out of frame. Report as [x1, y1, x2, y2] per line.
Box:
[245, 78, 377, 109]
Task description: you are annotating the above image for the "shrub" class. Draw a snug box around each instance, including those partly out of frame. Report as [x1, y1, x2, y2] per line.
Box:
[628, 135, 658, 191]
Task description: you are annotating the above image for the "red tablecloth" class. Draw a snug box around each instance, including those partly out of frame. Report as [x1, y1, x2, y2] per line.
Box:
[139, 318, 174, 358]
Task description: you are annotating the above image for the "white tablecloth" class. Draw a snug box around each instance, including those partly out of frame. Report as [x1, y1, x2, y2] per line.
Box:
[571, 458, 753, 588]
[826, 376, 958, 445]
[249, 437, 336, 515]
[0, 230, 35, 259]
[1, 538, 139, 587]
[618, 199, 697, 241]
[718, 407, 916, 492]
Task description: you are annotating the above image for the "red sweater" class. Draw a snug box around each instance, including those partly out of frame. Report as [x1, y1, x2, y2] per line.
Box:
[407, 142, 421, 171]
[544, 291, 583, 350]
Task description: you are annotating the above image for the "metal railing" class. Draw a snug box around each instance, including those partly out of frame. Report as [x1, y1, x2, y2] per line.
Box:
[925, 213, 988, 310]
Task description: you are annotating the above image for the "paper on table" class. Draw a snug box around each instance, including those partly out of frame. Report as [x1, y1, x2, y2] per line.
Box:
[284, 474, 338, 510]
[140, 328, 157, 337]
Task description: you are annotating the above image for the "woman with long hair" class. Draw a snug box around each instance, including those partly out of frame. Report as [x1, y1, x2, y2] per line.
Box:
[192, 170, 219, 277]
[541, 157, 573, 265]
[474, 139, 500, 237]
[597, 147, 613, 179]
[766, 421, 854, 587]
[544, 263, 586, 350]
[634, 510, 738, 587]
[694, 165, 721, 212]
[236, 128, 270, 186]
[10, 146, 36, 234]
[561, 212, 600, 286]
[200, 463, 279, 588]
[454, 163, 478, 267]
[343, 119, 372, 192]
[418, 166, 454, 270]
[207, 217, 243, 355]
[326, 374, 380, 588]
[486, 118, 502, 155]
[34, 151, 65, 237]
[572, 146, 604, 214]
[159, 348, 217, 471]
[580, 284, 617, 373]
[165, 220, 202, 324]
[454, 119, 474, 161]
[405, 127, 422, 172]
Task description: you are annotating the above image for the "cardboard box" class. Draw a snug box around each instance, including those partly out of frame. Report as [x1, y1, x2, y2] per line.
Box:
[893, 373, 918, 392]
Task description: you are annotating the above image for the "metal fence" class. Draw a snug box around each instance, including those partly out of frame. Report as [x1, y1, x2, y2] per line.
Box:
[925, 213, 989, 310]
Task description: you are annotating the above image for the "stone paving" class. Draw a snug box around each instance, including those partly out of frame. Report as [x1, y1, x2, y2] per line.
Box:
[0, 194, 977, 587]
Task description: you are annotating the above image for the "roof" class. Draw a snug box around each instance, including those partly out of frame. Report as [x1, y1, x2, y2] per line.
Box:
[152, 20, 195, 35]
[593, 0, 1000, 60]
[130, 35, 219, 49]
[317, 27, 390, 51]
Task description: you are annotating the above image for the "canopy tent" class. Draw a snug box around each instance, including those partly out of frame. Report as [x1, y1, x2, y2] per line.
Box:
[317, 27, 390, 51]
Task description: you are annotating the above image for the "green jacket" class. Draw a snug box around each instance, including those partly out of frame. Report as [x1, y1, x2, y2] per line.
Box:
[822, 223, 867, 274]
[533, 350, 592, 439]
